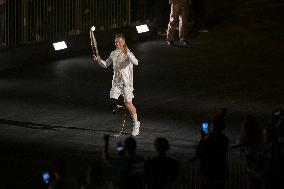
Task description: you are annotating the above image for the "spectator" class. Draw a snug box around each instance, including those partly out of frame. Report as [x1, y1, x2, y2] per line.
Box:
[264, 109, 284, 188]
[238, 115, 268, 189]
[270, 108, 284, 144]
[145, 137, 180, 189]
[166, 0, 191, 46]
[81, 161, 107, 189]
[124, 137, 145, 189]
[48, 158, 80, 189]
[195, 109, 229, 189]
[103, 135, 144, 189]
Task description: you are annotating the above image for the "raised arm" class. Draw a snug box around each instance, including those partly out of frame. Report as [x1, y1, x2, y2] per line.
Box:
[103, 134, 110, 160]
[126, 51, 138, 65]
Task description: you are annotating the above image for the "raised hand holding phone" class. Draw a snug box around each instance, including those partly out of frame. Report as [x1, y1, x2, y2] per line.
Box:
[42, 171, 50, 184]
[116, 142, 124, 152]
[201, 122, 209, 136]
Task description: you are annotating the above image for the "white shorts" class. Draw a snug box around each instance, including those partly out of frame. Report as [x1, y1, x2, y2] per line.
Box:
[110, 85, 134, 102]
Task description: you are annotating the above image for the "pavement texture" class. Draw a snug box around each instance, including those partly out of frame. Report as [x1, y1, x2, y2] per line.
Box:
[0, 0, 284, 188]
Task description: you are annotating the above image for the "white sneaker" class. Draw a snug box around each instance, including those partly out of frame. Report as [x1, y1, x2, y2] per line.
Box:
[132, 121, 140, 136]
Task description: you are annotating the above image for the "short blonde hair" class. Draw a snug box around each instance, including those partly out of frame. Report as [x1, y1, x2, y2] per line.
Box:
[115, 33, 125, 41]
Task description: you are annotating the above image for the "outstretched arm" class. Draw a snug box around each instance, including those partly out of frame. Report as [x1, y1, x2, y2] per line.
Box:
[94, 53, 113, 68]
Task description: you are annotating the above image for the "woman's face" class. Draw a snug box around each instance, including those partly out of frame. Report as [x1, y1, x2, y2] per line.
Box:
[115, 37, 125, 50]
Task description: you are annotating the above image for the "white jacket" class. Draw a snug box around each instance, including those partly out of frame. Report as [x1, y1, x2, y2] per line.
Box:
[98, 49, 138, 88]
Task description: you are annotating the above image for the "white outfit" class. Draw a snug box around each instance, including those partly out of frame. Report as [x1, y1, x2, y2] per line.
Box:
[98, 49, 138, 102]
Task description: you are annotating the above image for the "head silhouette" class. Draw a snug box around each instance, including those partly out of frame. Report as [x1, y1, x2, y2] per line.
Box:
[154, 137, 170, 156]
[124, 137, 137, 155]
[52, 158, 66, 179]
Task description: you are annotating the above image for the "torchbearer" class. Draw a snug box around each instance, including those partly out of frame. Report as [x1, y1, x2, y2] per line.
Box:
[93, 34, 141, 136]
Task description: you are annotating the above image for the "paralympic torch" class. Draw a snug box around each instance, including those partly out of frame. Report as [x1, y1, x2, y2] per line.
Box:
[90, 26, 98, 56]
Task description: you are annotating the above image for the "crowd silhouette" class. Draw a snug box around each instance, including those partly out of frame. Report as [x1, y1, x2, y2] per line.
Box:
[42, 108, 284, 189]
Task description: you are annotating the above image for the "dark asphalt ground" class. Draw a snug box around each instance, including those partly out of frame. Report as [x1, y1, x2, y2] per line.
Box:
[1, 0, 284, 188]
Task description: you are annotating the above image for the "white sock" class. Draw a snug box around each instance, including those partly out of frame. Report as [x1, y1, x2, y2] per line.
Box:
[132, 114, 138, 125]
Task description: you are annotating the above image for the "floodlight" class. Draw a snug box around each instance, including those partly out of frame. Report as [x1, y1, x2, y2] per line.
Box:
[53, 41, 67, 51]
[136, 24, 149, 34]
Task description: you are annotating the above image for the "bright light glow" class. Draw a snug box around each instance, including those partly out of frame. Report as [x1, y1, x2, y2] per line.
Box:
[53, 41, 67, 51]
[91, 26, 96, 31]
[136, 24, 149, 33]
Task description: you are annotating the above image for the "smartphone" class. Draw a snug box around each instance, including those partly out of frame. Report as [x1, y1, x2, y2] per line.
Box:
[201, 122, 209, 135]
[116, 143, 124, 152]
[273, 110, 281, 116]
[42, 171, 50, 184]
